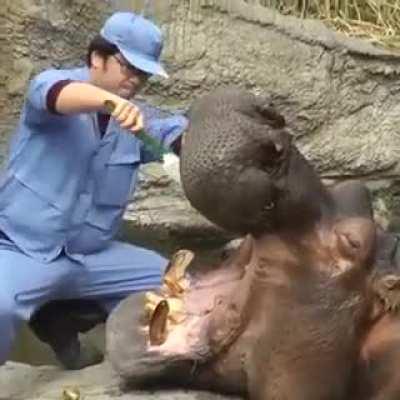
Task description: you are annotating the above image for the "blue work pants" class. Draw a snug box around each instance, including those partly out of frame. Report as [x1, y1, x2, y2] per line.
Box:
[0, 238, 166, 364]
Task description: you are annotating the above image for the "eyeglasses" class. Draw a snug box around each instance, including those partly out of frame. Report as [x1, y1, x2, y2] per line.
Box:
[112, 55, 151, 80]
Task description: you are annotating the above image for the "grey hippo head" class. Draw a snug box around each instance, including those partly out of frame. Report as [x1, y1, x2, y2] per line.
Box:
[180, 86, 333, 236]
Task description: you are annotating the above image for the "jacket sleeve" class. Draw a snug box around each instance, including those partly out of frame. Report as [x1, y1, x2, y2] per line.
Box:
[136, 101, 189, 164]
[26, 69, 68, 112]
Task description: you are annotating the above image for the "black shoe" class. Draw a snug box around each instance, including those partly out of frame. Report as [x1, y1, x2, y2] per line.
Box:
[29, 299, 107, 370]
[52, 337, 104, 370]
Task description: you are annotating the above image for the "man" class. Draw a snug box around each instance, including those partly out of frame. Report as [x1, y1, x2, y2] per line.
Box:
[0, 12, 187, 369]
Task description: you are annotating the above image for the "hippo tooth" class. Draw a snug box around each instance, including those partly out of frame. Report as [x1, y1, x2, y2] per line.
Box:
[164, 249, 195, 283]
[144, 292, 166, 322]
[160, 283, 172, 296]
[168, 312, 187, 325]
[163, 278, 186, 296]
[156, 298, 186, 324]
[178, 278, 190, 290]
[145, 291, 164, 306]
[144, 302, 157, 317]
[162, 249, 194, 297]
[166, 297, 185, 314]
[139, 325, 149, 335]
[149, 300, 170, 346]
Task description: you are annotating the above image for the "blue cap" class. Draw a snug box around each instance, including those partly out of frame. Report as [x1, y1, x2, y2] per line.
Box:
[100, 12, 168, 78]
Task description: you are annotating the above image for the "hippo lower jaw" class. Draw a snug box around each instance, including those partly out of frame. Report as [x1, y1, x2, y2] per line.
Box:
[106, 248, 247, 387]
[107, 217, 385, 399]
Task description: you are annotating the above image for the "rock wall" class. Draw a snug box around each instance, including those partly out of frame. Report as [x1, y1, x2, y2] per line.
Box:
[1, 360, 236, 400]
[0, 0, 114, 164]
[2, 0, 400, 233]
[129, 0, 400, 231]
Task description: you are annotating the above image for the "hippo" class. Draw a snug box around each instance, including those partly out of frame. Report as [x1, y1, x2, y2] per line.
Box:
[105, 87, 400, 399]
[27, 86, 400, 396]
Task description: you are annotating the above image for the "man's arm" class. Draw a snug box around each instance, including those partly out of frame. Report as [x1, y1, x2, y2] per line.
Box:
[54, 82, 143, 131]
[54, 82, 117, 114]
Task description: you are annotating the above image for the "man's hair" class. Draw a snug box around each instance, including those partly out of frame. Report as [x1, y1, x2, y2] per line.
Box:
[86, 35, 119, 66]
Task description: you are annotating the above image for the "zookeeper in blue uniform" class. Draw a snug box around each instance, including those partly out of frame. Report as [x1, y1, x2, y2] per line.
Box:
[0, 12, 188, 369]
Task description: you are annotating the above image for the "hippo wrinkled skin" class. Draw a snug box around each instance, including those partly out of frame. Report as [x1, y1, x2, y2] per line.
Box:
[106, 87, 400, 399]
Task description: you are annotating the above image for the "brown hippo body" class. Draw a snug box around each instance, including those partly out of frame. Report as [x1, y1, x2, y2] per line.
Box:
[105, 87, 400, 399]
[245, 224, 373, 400]
[106, 217, 388, 399]
[30, 86, 400, 398]
[188, 221, 377, 399]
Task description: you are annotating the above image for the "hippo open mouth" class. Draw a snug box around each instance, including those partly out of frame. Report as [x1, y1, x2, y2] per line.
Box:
[106, 215, 393, 399]
[106, 243, 251, 390]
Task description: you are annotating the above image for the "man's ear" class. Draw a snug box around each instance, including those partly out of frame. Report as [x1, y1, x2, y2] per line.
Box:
[91, 51, 106, 70]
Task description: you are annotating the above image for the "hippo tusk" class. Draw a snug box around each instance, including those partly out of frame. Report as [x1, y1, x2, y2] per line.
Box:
[163, 250, 194, 296]
[163, 279, 186, 296]
[149, 300, 170, 346]
[164, 249, 195, 280]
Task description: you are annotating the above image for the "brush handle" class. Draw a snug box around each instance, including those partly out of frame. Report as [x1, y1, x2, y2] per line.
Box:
[103, 100, 168, 159]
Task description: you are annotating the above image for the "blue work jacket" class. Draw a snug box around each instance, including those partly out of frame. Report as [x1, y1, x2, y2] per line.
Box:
[0, 67, 187, 263]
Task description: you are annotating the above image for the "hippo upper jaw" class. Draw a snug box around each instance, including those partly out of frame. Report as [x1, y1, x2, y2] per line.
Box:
[181, 86, 337, 236]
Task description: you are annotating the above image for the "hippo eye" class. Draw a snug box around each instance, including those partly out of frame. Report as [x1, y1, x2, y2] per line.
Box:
[264, 201, 275, 211]
[340, 233, 360, 251]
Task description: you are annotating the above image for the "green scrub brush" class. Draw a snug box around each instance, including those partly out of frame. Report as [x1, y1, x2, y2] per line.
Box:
[103, 99, 181, 183]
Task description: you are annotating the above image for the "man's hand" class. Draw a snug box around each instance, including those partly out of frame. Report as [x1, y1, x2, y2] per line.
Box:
[106, 99, 144, 133]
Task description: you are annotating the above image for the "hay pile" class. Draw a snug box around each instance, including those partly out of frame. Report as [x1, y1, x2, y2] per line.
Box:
[256, 0, 400, 50]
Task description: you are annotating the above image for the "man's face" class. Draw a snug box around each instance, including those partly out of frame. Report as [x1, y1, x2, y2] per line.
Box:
[92, 52, 151, 99]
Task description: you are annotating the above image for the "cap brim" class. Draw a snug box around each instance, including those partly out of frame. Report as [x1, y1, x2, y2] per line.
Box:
[118, 44, 169, 78]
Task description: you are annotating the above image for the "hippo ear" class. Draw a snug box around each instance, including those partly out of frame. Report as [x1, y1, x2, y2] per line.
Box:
[372, 272, 400, 312]
[255, 104, 286, 129]
[252, 96, 286, 129]
[232, 234, 253, 271]
[221, 235, 254, 274]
